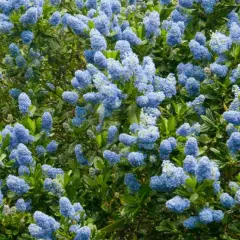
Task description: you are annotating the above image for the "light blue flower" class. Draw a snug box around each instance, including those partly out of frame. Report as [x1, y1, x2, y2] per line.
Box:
[62, 91, 79, 105]
[166, 196, 190, 213]
[201, 0, 217, 14]
[143, 11, 160, 38]
[103, 150, 120, 166]
[223, 111, 240, 126]
[184, 137, 198, 157]
[199, 208, 213, 224]
[16, 55, 27, 68]
[183, 155, 197, 174]
[183, 216, 199, 229]
[74, 226, 91, 240]
[20, 7, 39, 26]
[220, 193, 235, 208]
[195, 32, 206, 45]
[123, 27, 141, 45]
[75, 144, 89, 165]
[124, 173, 141, 193]
[179, 0, 193, 8]
[50, 0, 61, 6]
[42, 164, 63, 179]
[59, 197, 75, 218]
[210, 63, 228, 78]
[16, 143, 33, 166]
[210, 32, 232, 55]
[21, 30, 34, 45]
[150, 161, 187, 192]
[128, 152, 145, 167]
[9, 43, 20, 57]
[36, 145, 45, 157]
[46, 140, 58, 153]
[94, 51, 107, 68]
[18, 93, 31, 114]
[176, 123, 191, 136]
[93, 12, 110, 36]
[86, 0, 97, 9]
[49, 11, 61, 26]
[159, 139, 172, 160]
[42, 112, 52, 134]
[212, 210, 224, 222]
[107, 126, 118, 143]
[29, 211, 60, 239]
[185, 77, 200, 96]
[6, 175, 29, 195]
[90, 29, 107, 51]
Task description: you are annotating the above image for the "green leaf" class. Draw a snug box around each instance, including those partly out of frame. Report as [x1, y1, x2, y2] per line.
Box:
[27, 117, 36, 134]
[101, 202, 112, 213]
[0, 153, 6, 162]
[156, 220, 178, 233]
[190, 193, 199, 202]
[185, 177, 197, 189]
[168, 116, 176, 132]
[88, 20, 95, 29]
[98, 219, 125, 233]
[94, 156, 104, 170]
[29, 105, 36, 116]
[83, 175, 98, 188]
[127, 104, 139, 124]
[1, 134, 10, 150]
[201, 115, 216, 127]
[96, 134, 102, 148]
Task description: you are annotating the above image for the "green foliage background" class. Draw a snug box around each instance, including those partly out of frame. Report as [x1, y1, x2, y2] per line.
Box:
[0, 0, 240, 239]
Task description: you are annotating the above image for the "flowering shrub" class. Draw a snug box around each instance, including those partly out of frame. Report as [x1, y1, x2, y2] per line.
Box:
[0, 0, 239, 239]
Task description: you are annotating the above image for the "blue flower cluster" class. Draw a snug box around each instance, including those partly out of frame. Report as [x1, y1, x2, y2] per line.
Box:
[0, 0, 238, 237]
[177, 63, 205, 86]
[143, 11, 160, 38]
[49, 11, 61, 26]
[75, 144, 89, 165]
[28, 211, 60, 239]
[159, 137, 177, 159]
[108, 125, 118, 144]
[187, 95, 206, 115]
[183, 208, 224, 229]
[42, 164, 64, 179]
[62, 91, 79, 105]
[195, 156, 220, 183]
[210, 32, 232, 55]
[1, 123, 33, 150]
[176, 122, 201, 137]
[103, 150, 120, 166]
[41, 112, 52, 134]
[124, 173, 141, 193]
[189, 32, 211, 61]
[74, 226, 91, 240]
[184, 137, 199, 157]
[128, 151, 145, 167]
[220, 193, 235, 208]
[16, 198, 31, 212]
[46, 140, 58, 153]
[150, 160, 187, 192]
[44, 177, 64, 197]
[18, 93, 31, 114]
[6, 175, 29, 195]
[166, 196, 190, 213]
[21, 30, 34, 45]
[60, 197, 84, 221]
[0, 14, 13, 33]
[72, 106, 86, 127]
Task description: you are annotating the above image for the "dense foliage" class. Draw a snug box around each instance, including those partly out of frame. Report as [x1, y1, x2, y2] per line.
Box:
[0, 0, 240, 239]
